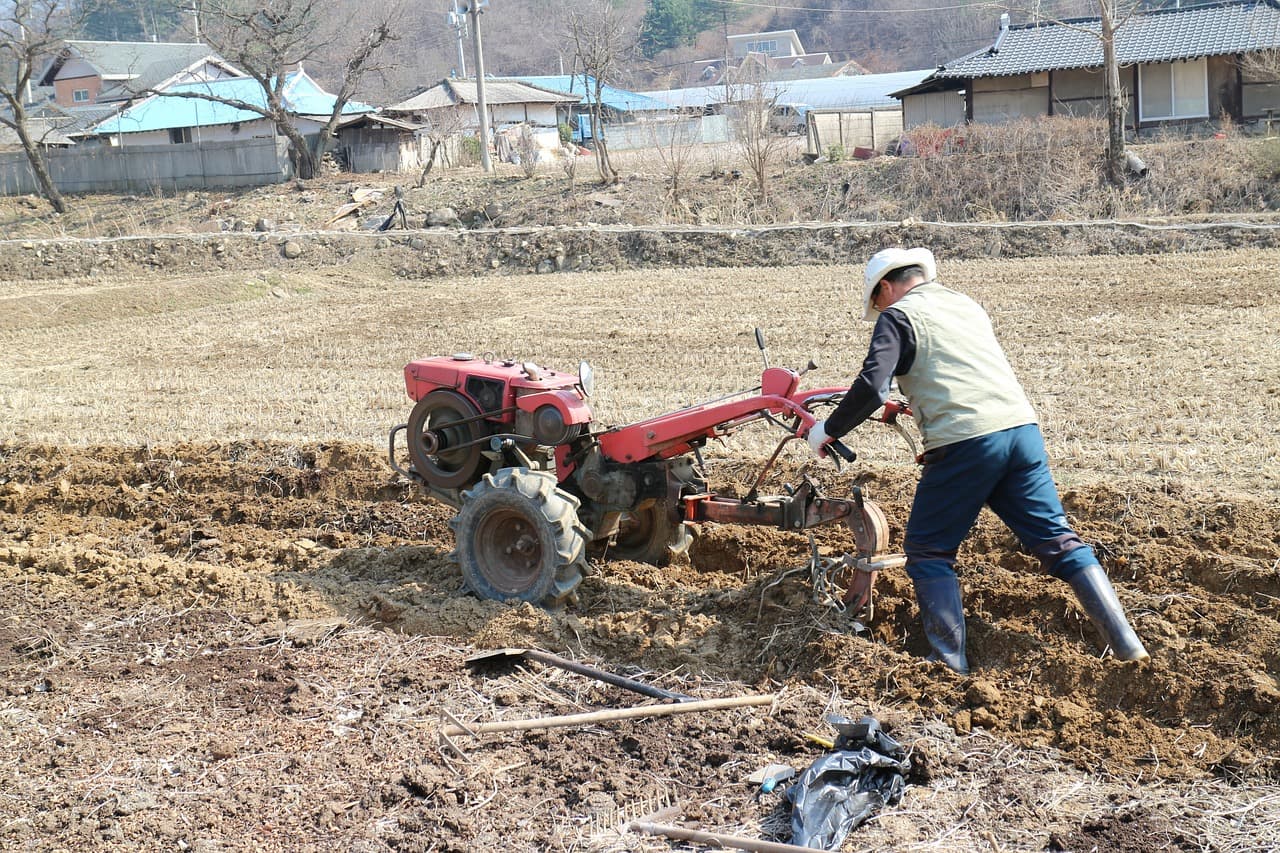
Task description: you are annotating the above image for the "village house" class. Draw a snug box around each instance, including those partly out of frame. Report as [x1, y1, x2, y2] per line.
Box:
[383, 77, 590, 164]
[37, 40, 241, 109]
[384, 78, 581, 131]
[893, 0, 1280, 131]
[691, 29, 843, 85]
[88, 69, 374, 147]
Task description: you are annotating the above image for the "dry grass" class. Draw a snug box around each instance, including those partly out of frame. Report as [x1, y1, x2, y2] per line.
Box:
[1, 250, 1277, 496]
[838, 118, 1280, 223]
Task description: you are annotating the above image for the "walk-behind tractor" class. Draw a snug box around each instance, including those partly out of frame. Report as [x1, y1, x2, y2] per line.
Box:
[388, 332, 908, 608]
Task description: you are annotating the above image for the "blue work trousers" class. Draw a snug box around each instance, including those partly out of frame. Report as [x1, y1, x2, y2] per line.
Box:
[904, 424, 1094, 583]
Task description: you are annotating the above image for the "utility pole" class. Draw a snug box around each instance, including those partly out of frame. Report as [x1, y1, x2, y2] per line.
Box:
[449, 0, 467, 78]
[467, 0, 493, 173]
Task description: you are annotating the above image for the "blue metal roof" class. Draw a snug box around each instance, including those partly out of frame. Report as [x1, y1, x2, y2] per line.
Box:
[640, 70, 934, 111]
[95, 71, 373, 134]
[508, 75, 671, 112]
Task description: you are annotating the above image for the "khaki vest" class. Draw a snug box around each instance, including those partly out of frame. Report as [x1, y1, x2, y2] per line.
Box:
[892, 282, 1037, 451]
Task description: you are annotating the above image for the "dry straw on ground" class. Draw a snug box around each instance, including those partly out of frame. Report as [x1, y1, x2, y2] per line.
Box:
[1, 250, 1276, 495]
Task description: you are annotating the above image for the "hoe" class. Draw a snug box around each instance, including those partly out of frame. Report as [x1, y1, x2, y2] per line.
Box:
[389, 331, 908, 607]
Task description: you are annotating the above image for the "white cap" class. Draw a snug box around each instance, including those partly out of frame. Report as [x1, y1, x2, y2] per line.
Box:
[861, 247, 937, 322]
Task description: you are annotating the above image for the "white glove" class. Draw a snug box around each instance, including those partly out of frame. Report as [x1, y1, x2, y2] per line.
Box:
[806, 420, 832, 457]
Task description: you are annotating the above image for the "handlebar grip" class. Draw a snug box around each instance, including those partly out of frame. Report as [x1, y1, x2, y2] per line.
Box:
[828, 439, 856, 463]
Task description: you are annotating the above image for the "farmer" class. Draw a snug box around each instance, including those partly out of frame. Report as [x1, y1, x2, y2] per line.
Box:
[807, 247, 1148, 674]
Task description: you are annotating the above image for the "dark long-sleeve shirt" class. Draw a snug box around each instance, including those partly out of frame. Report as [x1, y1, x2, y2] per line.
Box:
[825, 308, 916, 439]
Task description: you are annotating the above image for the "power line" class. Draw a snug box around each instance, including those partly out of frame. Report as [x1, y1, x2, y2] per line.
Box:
[702, 0, 1007, 15]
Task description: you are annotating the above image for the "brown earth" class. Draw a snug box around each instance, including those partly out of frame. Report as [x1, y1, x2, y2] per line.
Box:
[2, 439, 1278, 851]
[3, 222, 1279, 850]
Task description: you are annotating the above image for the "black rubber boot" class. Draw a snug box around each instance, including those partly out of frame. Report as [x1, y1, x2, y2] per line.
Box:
[914, 575, 970, 675]
[1067, 564, 1150, 661]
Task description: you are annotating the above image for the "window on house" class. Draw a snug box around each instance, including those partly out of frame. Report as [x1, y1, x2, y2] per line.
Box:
[747, 39, 778, 55]
[72, 89, 90, 102]
[169, 127, 193, 144]
[1139, 59, 1208, 121]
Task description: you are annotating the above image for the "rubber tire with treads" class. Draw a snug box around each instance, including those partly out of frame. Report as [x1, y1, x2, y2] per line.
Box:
[450, 468, 589, 608]
[607, 502, 693, 567]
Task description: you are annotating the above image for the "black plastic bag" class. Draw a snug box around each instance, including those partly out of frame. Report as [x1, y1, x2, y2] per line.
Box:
[784, 716, 909, 850]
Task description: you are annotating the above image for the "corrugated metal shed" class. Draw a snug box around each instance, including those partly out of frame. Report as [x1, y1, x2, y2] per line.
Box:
[93, 71, 372, 134]
[510, 75, 671, 112]
[913, 0, 1280, 85]
[334, 113, 422, 132]
[641, 70, 934, 111]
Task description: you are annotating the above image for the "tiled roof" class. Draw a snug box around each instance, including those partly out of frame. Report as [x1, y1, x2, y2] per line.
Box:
[334, 113, 422, 131]
[0, 117, 76, 147]
[933, 0, 1280, 79]
[29, 103, 121, 137]
[46, 41, 214, 83]
[759, 60, 869, 82]
[386, 79, 583, 112]
[96, 55, 234, 102]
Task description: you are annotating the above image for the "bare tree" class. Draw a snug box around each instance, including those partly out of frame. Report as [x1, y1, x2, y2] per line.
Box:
[1240, 47, 1280, 88]
[0, 0, 77, 214]
[564, 0, 631, 184]
[726, 67, 787, 204]
[561, 141, 579, 190]
[645, 107, 702, 206]
[516, 124, 539, 177]
[311, 10, 400, 167]
[415, 105, 467, 187]
[164, 0, 400, 179]
[1023, 0, 1147, 187]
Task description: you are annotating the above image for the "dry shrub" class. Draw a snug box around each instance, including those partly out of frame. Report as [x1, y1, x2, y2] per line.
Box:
[838, 117, 1276, 221]
[517, 127, 540, 179]
[1129, 121, 1272, 215]
[848, 118, 1110, 221]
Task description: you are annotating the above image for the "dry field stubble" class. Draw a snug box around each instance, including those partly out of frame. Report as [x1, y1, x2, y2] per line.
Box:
[2, 250, 1277, 493]
[2, 249, 1280, 852]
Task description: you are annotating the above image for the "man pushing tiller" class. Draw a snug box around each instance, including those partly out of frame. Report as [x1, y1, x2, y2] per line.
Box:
[807, 247, 1149, 674]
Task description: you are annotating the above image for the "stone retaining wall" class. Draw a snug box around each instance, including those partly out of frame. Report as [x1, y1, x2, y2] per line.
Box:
[3, 220, 1279, 281]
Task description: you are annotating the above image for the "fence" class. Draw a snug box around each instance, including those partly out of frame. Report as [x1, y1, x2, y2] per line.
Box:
[600, 115, 730, 152]
[0, 136, 292, 196]
[805, 108, 904, 157]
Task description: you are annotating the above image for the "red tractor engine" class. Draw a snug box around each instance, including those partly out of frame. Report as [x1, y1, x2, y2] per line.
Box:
[399, 353, 593, 495]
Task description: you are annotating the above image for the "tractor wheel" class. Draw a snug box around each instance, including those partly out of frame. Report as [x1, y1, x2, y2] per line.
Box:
[407, 390, 487, 490]
[450, 468, 589, 608]
[608, 502, 692, 567]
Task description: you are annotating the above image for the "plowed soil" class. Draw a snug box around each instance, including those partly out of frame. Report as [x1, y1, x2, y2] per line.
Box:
[2, 250, 1279, 852]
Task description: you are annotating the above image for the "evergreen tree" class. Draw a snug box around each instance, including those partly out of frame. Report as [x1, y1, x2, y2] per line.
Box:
[639, 0, 692, 58]
[638, 0, 723, 58]
[75, 0, 185, 42]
